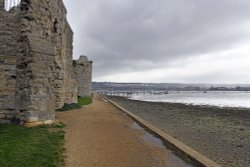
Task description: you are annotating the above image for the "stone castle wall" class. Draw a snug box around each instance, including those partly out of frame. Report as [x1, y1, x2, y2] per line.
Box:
[74, 56, 92, 97]
[0, 0, 81, 124]
[0, 4, 20, 123]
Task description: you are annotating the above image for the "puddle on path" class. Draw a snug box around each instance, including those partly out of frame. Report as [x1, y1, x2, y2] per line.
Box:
[143, 133, 165, 148]
[132, 122, 143, 130]
[166, 153, 195, 167]
[131, 121, 197, 167]
[122, 113, 128, 116]
[132, 122, 164, 148]
[102, 98, 108, 102]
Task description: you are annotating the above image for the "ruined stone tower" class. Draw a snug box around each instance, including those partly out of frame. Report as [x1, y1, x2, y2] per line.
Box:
[74, 56, 92, 97]
[0, 0, 79, 124]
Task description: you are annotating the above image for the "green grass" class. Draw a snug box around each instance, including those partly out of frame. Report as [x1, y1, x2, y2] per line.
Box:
[56, 103, 81, 111]
[56, 96, 93, 112]
[0, 124, 65, 167]
[77, 96, 93, 106]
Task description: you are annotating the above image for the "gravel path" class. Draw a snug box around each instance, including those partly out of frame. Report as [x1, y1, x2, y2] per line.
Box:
[108, 96, 250, 167]
[56, 95, 195, 167]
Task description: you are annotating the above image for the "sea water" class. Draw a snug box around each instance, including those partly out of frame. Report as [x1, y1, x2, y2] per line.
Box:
[129, 91, 250, 108]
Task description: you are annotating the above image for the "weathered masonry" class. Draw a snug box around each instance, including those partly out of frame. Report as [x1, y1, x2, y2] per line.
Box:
[74, 56, 93, 97]
[0, 0, 92, 125]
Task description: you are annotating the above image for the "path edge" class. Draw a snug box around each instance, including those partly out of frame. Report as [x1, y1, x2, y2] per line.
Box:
[102, 95, 221, 167]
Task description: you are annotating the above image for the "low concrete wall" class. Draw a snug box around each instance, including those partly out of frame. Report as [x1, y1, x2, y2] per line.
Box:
[103, 95, 221, 167]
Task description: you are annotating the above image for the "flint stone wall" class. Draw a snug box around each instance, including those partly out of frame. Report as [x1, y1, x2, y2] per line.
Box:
[0, 0, 77, 124]
[0, 4, 20, 123]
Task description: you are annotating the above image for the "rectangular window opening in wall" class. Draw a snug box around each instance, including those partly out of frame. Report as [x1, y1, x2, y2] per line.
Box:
[4, 0, 20, 11]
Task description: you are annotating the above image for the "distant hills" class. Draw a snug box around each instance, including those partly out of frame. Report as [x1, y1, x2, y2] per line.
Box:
[92, 82, 250, 92]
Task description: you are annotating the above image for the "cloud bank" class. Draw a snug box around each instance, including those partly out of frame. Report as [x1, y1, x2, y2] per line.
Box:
[63, 0, 250, 83]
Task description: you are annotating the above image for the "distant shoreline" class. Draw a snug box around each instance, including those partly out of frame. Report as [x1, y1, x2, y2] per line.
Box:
[128, 97, 250, 110]
[119, 91, 250, 109]
[108, 95, 250, 167]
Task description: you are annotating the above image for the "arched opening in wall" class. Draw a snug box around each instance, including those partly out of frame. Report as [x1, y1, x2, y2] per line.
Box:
[4, 0, 20, 11]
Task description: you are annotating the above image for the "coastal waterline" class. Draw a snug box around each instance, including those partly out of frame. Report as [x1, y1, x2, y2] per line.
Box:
[128, 91, 250, 108]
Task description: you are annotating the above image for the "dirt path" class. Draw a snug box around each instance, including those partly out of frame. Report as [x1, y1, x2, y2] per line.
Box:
[56, 95, 191, 167]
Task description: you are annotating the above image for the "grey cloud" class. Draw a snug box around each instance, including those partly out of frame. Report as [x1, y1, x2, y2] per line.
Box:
[63, 0, 250, 81]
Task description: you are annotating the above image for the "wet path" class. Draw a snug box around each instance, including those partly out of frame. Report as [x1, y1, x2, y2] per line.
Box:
[56, 95, 195, 167]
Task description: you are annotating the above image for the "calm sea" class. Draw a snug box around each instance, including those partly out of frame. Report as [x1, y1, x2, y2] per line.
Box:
[128, 91, 250, 108]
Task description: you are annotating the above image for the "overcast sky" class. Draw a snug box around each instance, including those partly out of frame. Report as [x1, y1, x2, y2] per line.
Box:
[63, 0, 250, 84]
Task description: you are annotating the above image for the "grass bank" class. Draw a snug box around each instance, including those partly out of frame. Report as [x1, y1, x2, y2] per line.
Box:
[78, 96, 92, 106]
[0, 124, 65, 167]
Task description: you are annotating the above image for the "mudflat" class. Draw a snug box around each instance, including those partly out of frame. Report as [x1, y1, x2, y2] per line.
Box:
[56, 95, 195, 167]
[108, 96, 250, 167]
